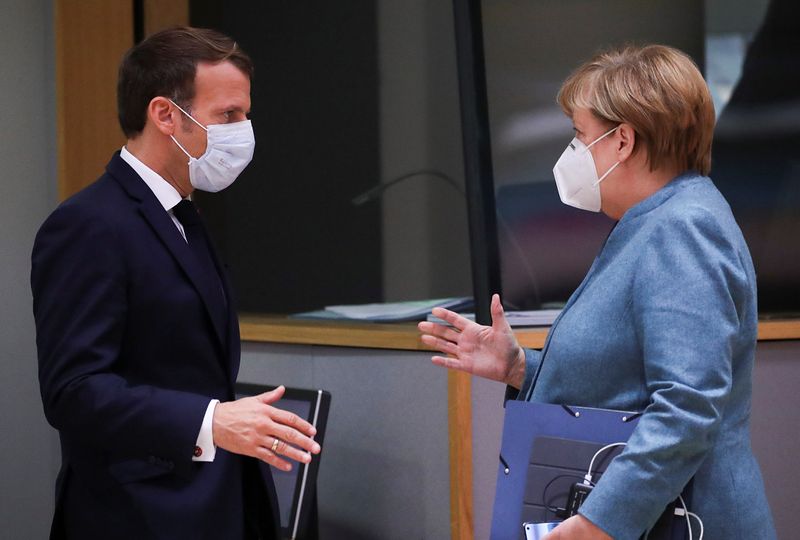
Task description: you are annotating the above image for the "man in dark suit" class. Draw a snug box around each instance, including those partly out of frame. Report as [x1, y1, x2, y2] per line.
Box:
[31, 27, 320, 540]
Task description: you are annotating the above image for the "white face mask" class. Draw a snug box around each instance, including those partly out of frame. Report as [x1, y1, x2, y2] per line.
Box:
[169, 100, 255, 193]
[552, 125, 620, 212]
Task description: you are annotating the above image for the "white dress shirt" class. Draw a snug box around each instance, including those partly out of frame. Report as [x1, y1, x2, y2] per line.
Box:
[120, 147, 219, 463]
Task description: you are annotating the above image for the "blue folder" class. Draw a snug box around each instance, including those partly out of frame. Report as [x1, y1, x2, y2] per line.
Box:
[491, 401, 688, 540]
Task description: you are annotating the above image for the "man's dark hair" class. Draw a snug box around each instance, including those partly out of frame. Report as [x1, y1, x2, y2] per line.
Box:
[117, 26, 254, 138]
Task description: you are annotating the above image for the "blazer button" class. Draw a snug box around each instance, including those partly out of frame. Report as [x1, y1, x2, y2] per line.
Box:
[193, 446, 203, 458]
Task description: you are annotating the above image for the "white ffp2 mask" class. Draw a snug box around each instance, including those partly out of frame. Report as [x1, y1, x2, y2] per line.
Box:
[169, 100, 255, 193]
[552, 126, 620, 212]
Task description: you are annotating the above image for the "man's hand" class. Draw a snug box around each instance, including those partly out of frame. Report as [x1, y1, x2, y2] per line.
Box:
[542, 515, 612, 540]
[212, 385, 321, 471]
[418, 294, 526, 388]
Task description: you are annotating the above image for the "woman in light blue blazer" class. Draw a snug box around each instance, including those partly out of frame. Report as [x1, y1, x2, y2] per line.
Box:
[419, 45, 776, 540]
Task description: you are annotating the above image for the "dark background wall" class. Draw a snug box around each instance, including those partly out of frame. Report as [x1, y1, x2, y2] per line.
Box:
[192, 1, 382, 314]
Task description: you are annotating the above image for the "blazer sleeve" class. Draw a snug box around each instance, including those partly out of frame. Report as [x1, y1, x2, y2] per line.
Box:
[506, 348, 543, 402]
[32, 202, 210, 468]
[577, 208, 751, 539]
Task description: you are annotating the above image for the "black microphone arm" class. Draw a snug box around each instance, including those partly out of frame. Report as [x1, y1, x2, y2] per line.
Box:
[350, 166, 543, 307]
[351, 169, 465, 206]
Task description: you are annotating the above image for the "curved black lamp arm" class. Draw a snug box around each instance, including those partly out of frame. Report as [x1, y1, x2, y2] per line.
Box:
[351, 169, 465, 206]
[352, 167, 542, 308]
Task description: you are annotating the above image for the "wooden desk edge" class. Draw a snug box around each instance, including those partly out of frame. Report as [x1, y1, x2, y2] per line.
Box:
[239, 315, 800, 350]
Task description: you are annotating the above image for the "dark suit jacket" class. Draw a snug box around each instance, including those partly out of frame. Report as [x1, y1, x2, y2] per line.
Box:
[32, 153, 279, 540]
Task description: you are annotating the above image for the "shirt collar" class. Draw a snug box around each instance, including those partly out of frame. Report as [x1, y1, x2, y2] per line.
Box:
[120, 146, 185, 211]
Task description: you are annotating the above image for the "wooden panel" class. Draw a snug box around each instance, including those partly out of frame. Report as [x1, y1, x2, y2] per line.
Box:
[449, 370, 474, 540]
[239, 315, 434, 351]
[239, 316, 799, 350]
[55, 0, 132, 201]
[757, 320, 800, 341]
[515, 330, 549, 350]
[143, 0, 188, 36]
[239, 314, 550, 350]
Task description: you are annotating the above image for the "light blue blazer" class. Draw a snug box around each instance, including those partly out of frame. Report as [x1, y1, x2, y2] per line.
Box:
[518, 173, 776, 539]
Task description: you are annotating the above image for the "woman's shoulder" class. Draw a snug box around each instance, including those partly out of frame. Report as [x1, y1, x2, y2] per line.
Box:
[650, 175, 742, 242]
[636, 175, 756, 292]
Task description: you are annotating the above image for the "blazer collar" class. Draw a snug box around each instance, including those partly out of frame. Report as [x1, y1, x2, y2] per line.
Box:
[620, 171, 705, 224]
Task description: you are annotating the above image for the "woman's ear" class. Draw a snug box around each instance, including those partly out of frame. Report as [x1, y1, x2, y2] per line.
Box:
[147, 96, 177, 136]
[615, 123, 636, 163]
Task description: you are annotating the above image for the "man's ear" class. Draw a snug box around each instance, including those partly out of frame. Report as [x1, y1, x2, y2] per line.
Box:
[148, 96, 177, 136]
[615, 123, 636, 163]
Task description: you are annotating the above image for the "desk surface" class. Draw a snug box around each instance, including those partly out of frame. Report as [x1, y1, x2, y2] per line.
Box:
[239, 314, 800, 350]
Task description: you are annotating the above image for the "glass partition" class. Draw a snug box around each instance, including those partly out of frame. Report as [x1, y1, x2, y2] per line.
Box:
[479, 0, 798, 314]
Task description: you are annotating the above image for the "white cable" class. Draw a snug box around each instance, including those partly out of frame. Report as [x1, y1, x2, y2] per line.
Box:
[677, 495, 693, 540]
[583, 442, 704, 540]
[584, 442, 627, 485]
[688, 511, 704, 540]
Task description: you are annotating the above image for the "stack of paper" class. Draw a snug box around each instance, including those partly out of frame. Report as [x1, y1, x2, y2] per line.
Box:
[426, 309, 561, 327]
[291, 297, 473, 323]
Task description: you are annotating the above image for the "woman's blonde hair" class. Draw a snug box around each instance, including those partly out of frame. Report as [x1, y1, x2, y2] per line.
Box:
[557, 44, 715, 175]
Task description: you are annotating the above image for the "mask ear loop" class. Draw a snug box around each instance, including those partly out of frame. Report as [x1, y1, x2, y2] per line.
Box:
[585, 124, 621, 185]
[168, 99, 208, 132]
[168, 99, 209, 162]
[585, 125, 619, 150]
[170, 134, 194, 162]
[593, 160, 621, 185]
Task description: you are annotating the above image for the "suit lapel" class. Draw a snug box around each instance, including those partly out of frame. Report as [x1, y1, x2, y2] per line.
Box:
[139, 203, 229, 348]
[107, 153, 230, 355]
[199, 222, 241, 385]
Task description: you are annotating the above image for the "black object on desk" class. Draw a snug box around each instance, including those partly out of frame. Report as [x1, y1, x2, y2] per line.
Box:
[236, 383, 331, 540]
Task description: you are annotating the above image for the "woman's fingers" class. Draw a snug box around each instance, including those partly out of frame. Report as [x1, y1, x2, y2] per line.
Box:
[418, 321, 461, 343]
[431, 355, 466, 372]
[429, 307, 471, 331]
[420, 334, 460, 356]
[490, 294, 509, 331]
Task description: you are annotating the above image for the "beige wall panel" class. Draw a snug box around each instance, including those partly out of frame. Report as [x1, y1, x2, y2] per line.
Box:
[56, 0, 132, 200]
[143, 0, 188, 36]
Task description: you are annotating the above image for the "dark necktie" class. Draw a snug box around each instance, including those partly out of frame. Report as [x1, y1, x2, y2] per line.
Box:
[172, 199, 228, 340]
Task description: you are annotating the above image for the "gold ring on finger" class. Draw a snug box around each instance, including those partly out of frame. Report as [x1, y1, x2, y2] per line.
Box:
[271, 438, 281, 453]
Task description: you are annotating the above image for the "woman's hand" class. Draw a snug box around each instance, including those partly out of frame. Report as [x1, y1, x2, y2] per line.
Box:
[417, 294, 526, 388]
[543, 515, 612, 540]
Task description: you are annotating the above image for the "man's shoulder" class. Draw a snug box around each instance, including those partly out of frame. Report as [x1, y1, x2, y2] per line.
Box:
[54, 154, 140, 218]
[47, 178, 117, 227]
[36, 164, 139, 246]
